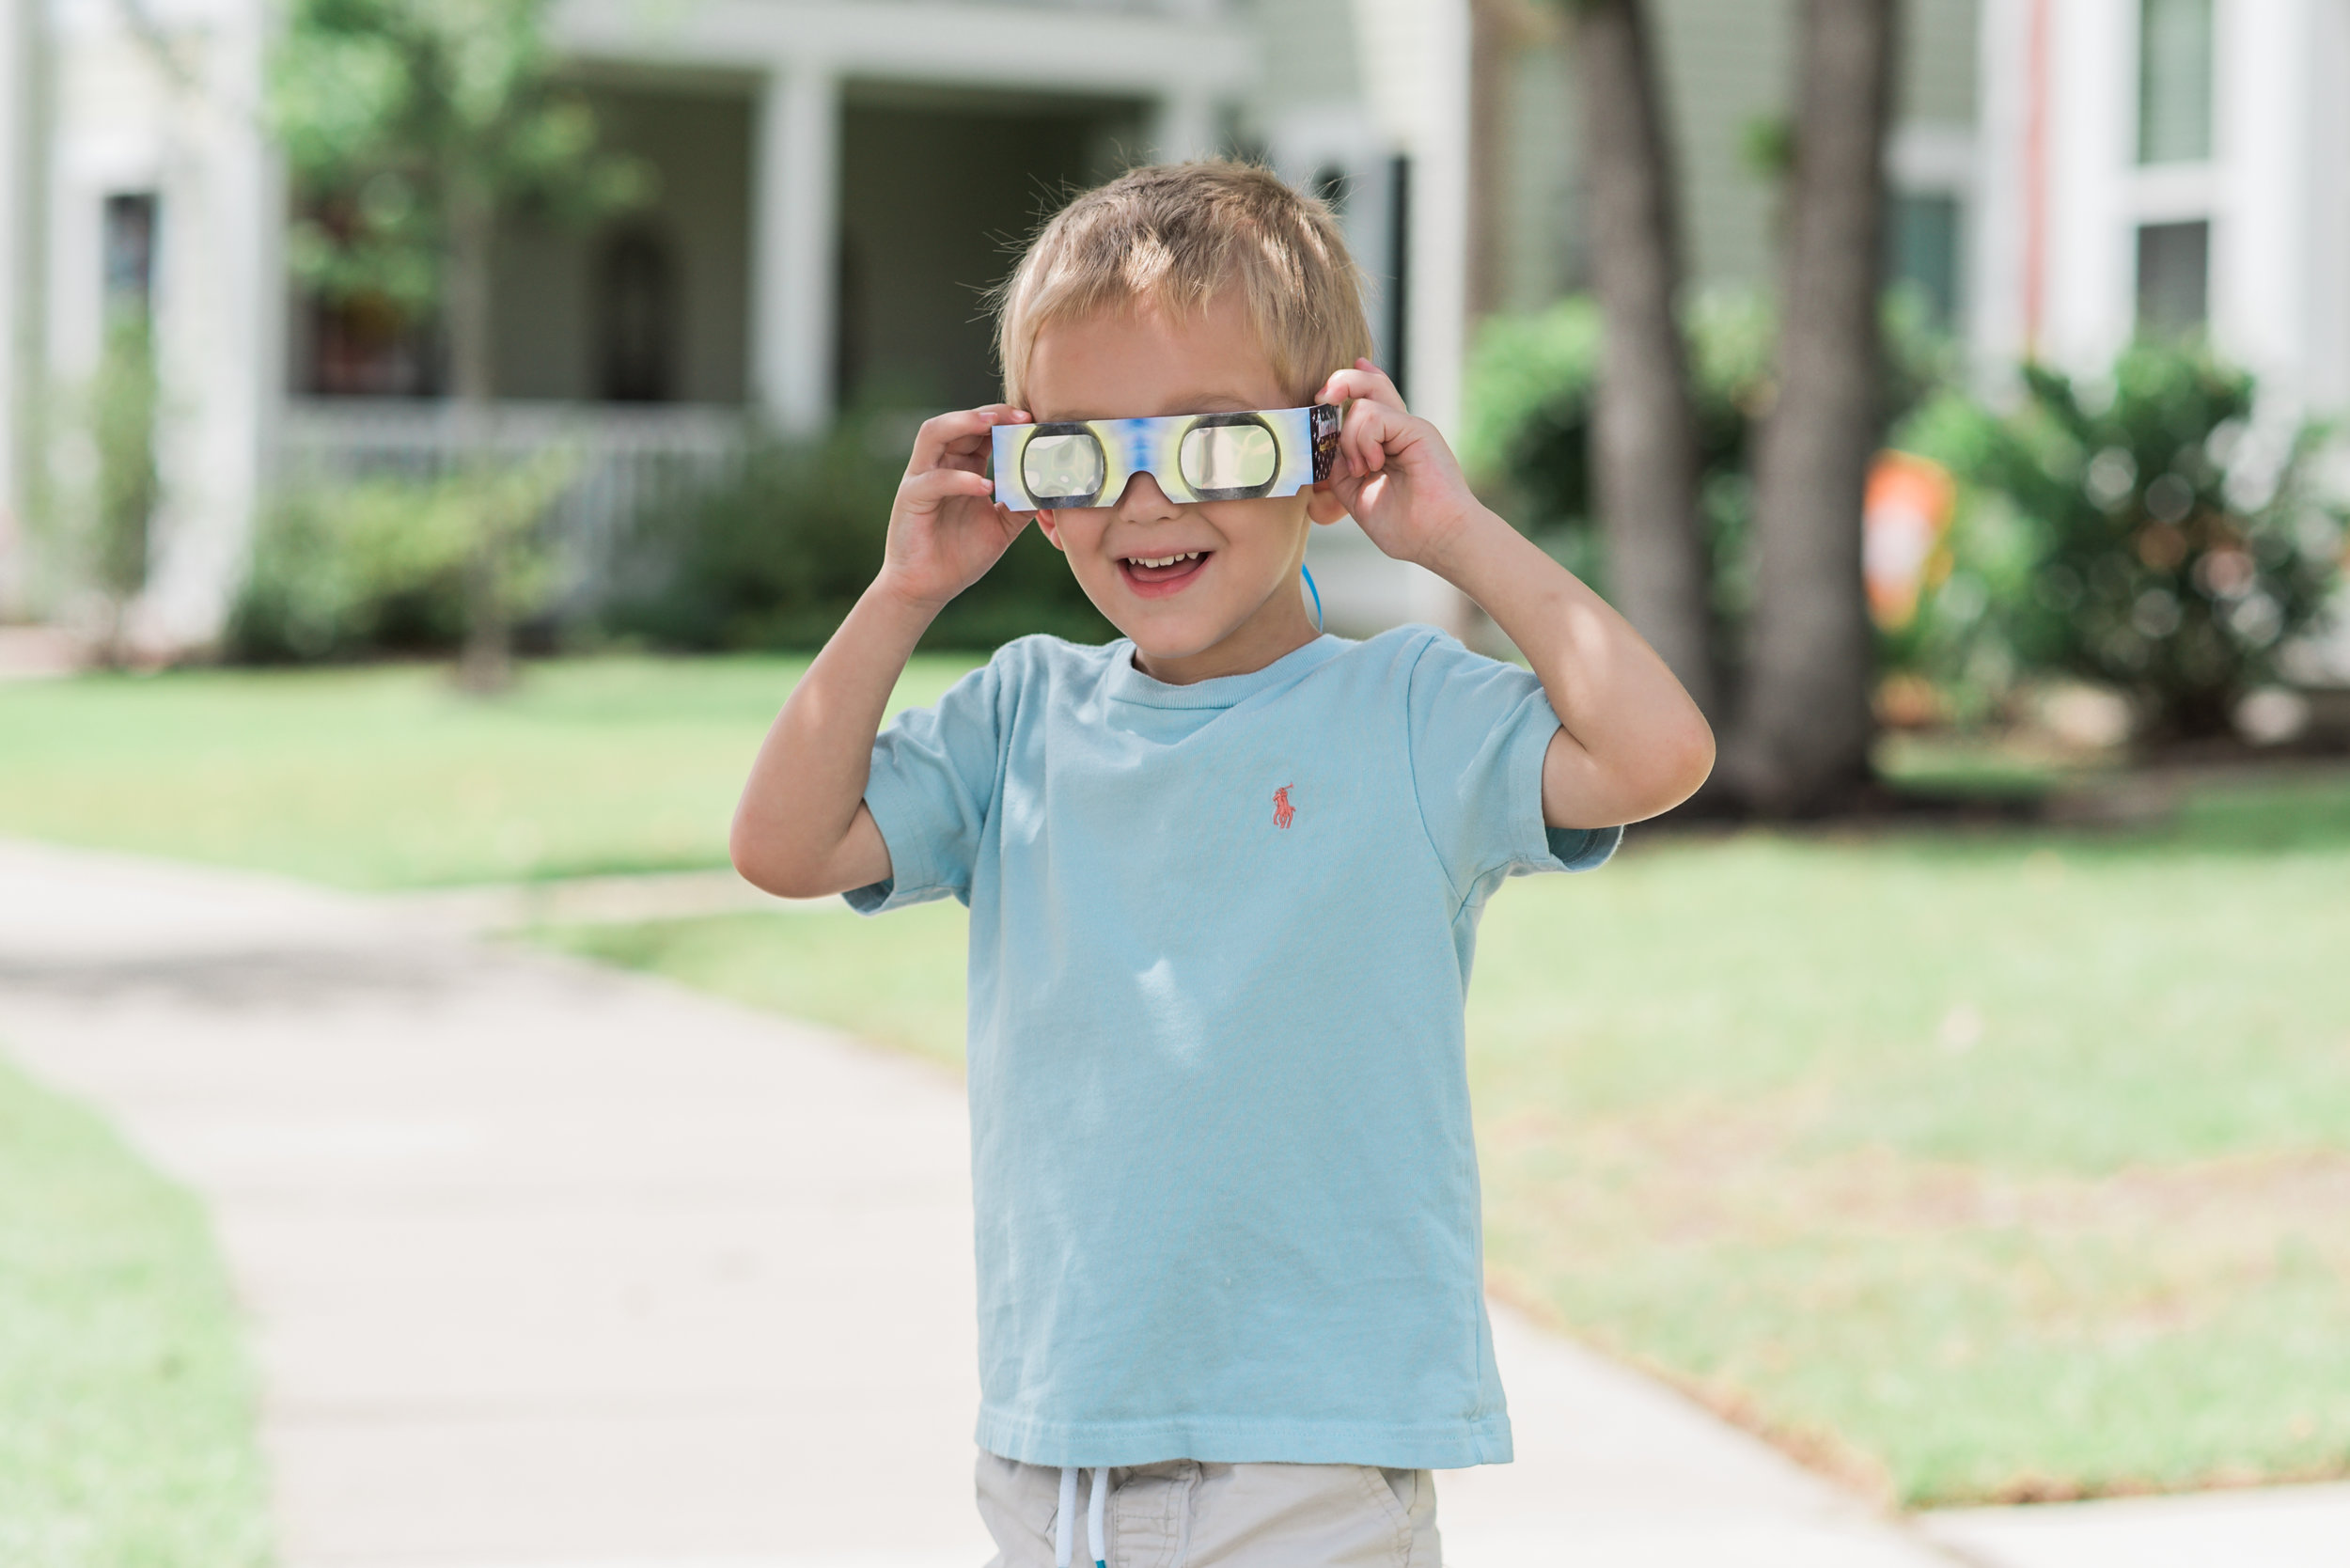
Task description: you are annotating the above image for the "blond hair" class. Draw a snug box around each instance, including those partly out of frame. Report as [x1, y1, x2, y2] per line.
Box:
[994, 161, 1375, 408]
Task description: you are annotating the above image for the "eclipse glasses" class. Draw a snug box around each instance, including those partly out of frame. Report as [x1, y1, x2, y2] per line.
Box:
[992, 404, 1343, 510]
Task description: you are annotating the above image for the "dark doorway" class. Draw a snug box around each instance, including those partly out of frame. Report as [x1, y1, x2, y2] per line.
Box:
[596, 223, 677, 401]
[836, 86, 1145, 412]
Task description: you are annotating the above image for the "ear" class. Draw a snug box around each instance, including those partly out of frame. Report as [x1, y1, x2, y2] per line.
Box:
[1306, 481, 1349, 525]
[1033, 509, 1065, 551]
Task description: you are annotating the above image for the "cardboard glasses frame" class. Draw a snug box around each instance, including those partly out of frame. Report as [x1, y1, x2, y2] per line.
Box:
[991, 404, 1344, 511]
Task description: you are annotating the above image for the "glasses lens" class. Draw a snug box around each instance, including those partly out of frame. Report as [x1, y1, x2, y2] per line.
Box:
[1179, 422, 1278, 494]
[1021, 431, 1105, 505]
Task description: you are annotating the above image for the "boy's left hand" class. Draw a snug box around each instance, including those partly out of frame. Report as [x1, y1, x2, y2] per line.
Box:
[1313, 359, 1489, 572]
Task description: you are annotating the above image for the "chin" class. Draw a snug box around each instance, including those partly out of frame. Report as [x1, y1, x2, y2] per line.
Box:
[1117, 612, 1246, 662]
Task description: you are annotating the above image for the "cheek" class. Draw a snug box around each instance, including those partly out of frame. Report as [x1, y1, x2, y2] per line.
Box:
[1041, 509, 1111, 559]
[1200, 498, 1308, 553]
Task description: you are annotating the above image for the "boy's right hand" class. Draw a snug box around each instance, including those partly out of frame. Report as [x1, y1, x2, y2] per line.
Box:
[876, 405, 1033, 612]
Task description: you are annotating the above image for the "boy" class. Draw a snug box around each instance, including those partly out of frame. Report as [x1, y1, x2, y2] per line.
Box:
[731, 163, 1714, 1567]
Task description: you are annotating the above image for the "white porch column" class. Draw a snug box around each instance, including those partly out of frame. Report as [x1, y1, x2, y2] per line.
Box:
[0, 0, 39, 612]
[2217, 0, 2318, 414]
[1347, 0, 1473, 635]
[1151, 90, 1218, 163]
[754, 59, 839, 435]
[1346, 0, 1469, 436]
[140, 0, 283, 650]
[2043, 0, 2135, 378]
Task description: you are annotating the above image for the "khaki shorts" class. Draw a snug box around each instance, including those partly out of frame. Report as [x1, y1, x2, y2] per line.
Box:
[975, 1452, 1441, 1568]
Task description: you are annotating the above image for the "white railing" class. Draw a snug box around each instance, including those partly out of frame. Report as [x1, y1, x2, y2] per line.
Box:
[276, 398, 755, 610]
[940, 0, 1219, 11]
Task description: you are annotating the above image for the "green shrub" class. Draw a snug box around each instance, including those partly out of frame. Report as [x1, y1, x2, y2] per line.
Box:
[1867, 406, 2047, 726]
[1904, 343, 2345, 740]
[229, 454, 572, 662]
[607, 418, 1110, 651]
[92, 316, 161, 610]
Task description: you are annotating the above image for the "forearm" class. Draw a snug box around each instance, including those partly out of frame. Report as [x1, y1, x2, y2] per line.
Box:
[729, 578, 937, 896]
[1424, 510, 1715, 824]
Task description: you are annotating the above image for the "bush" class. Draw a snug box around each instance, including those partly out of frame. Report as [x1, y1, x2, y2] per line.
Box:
[229, 454, 572, 662]
[1462, 289, 1946, 677]
[92, 317, 161, 613]
[1903, 343, 2346, 740]
[606, 417, 1110, 651]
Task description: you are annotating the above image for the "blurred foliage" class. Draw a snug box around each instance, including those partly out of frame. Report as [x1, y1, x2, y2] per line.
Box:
[1461, 288, 1949, 674]
[90, 315, 160, 610]
[607, 418, 1112, 651]
[229, 453, 573, 662]
[269, 0, 649, 316]
[1901, 342, 2346, 739]
[1465, 302, 2346, 739]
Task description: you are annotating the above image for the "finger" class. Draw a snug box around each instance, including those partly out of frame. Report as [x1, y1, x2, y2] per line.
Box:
[901, 466, 997, 508]
[943, 404, 1038, 472]
[910, 406, 1029, 474]
[942, 404, 1030, 450]
[1318, 359, 1407, 413]
[1340, 397, 1400, 478]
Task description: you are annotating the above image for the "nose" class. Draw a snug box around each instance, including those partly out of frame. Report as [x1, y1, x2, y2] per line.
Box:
[1112, 470, 1182, 525]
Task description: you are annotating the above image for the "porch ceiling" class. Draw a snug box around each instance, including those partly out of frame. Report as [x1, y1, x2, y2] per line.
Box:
[552, 0, 1256, 98]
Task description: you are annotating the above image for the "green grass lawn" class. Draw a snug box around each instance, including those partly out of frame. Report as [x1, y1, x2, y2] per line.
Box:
[0, 1056, 271, 1567]
[8, 657, 2346, 1508]
[0, 655, 978, 888]
[546, 772, 2350, 1508]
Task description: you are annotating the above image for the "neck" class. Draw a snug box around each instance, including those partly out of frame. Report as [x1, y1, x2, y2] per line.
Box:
[1130, 582, 1321, 685]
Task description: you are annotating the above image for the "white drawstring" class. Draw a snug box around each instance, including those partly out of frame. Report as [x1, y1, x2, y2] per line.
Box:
[1087, 1466, 1110, 1568]
[1055, 1466, 1078, 1568]
[1055, 1465, 1113, 1568]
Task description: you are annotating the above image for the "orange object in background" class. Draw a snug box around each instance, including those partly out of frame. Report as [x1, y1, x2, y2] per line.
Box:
[1864, 452, 1958, 630]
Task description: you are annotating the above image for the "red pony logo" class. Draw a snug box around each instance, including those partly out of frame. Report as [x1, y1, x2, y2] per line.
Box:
[1272, 785, 1296, 829]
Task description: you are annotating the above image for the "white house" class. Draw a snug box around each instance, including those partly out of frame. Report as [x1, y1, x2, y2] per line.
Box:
[0, 0, 1473, 650]
[12, 0, 2340, 663]
[1966, 0, 2350, 411]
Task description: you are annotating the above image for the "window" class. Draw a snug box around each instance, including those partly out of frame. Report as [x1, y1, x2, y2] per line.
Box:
[595, 225, 675, 403]
[2138, 0, 2213, 165]
[306, 295, 437, 397]
[2137, 219, 2209, 335]
[102, 193, 159, 321]
[1887, 192, 1963, 333]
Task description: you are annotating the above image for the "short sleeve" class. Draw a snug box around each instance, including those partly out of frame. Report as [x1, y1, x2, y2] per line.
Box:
[843, 654, 1012, 914]
[1403, 632, 1622, 899]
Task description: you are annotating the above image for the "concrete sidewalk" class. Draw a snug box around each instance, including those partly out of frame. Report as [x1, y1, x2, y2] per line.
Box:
[2, 839, 2330, 1567]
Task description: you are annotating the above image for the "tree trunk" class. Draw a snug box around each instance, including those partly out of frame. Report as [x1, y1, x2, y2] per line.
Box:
[1569, 0, 1716, 718]
[1466, 0, 1524, 321]
[446, 180, 510, 694]
[1725, 0, 1895, 814]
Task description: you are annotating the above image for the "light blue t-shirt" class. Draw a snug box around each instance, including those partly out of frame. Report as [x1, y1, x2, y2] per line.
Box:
[850, 626, 1620, 1470]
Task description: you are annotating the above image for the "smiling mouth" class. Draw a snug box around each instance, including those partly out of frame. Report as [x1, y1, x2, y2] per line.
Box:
[1119, 550, 1212, 596]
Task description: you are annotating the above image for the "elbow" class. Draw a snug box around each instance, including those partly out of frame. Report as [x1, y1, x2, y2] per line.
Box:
[729, 822, 822, 901]
[1673, 719, 1717, 805]
[1629, 715, 1716, 822]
